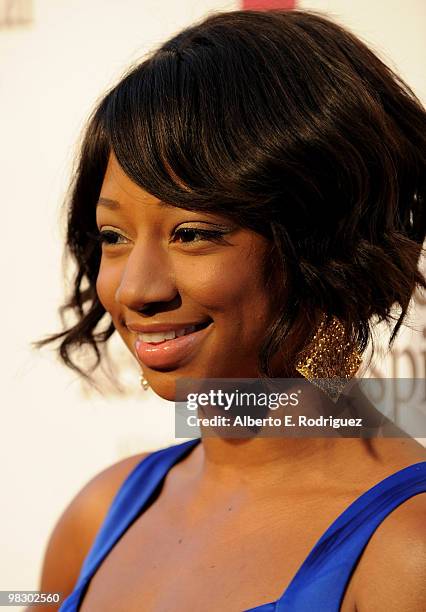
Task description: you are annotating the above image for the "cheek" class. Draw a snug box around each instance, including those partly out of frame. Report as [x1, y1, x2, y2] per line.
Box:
[175, 258, 239, 307]
[174, 247, 271, 329]
[95, 260, 120, 315]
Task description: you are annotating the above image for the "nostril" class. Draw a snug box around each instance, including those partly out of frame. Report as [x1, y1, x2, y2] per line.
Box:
[136, 303, 156, 316]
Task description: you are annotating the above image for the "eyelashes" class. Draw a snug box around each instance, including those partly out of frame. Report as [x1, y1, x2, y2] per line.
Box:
[93, 226, 232, 247]
[171, 227, 231, 245]
[95, 230, 127, 246]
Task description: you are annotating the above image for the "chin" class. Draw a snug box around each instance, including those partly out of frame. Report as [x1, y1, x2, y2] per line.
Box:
[144, 370, 197, 403]
[145, 360, 263, 403]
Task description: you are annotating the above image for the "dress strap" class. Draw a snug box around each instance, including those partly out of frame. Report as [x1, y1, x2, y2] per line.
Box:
[276, 462, 426, 611]
[59, 438, 200, 611]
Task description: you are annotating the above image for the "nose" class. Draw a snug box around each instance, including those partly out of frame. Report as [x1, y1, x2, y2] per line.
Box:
[114, 239, 177, 311]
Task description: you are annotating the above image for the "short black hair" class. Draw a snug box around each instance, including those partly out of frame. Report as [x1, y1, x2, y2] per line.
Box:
[34, 9, 426, 383]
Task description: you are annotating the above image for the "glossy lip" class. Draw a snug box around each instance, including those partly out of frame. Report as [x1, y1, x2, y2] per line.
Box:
[133, 320, 213, 370]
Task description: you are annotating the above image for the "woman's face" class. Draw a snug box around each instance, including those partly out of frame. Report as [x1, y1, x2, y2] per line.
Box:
[96, 153, 280, 400]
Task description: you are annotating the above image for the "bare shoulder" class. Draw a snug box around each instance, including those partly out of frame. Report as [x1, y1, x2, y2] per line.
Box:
[353, 491, 426, 611]
[25, 450, 151, 612]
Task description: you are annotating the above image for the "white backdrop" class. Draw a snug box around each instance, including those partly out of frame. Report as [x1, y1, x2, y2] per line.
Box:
[1, 0, 425, 603]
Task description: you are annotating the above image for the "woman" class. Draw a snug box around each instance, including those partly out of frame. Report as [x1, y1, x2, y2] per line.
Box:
[32, 9, 426, 612]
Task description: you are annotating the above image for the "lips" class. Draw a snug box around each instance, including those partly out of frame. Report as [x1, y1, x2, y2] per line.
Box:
[133, 320, 213, 369]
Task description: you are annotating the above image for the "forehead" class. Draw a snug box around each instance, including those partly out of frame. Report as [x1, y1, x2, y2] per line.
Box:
[98, 152, 165, 210]
[96, 152, 224, 224]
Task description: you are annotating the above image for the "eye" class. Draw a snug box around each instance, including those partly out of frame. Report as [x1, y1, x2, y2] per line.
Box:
[171, 227, 231, 245]
[96, 229, 130, 246]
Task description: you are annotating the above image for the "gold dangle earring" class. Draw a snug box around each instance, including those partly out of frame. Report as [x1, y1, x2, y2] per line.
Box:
[295, 314, 363, 403]
[139, 370, 150, 391]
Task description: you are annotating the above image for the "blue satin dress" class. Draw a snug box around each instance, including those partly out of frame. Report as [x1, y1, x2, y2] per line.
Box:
[60, 438, 426, 611]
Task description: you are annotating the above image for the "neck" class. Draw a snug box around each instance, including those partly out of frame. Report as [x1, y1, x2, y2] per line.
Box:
[195, 437, 366, 486]
[187, 379, 391, 489]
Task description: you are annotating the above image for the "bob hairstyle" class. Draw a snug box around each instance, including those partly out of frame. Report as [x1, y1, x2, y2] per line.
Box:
[35, 9, 426, 384]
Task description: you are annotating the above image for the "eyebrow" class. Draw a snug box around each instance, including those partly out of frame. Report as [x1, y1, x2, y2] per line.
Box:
[96, 197, 120, 210]
[96, 197, 175, 210]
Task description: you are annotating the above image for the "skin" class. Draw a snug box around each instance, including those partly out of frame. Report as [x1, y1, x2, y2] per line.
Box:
[96, 152, 283, 398]
[30, 151, 426, 611]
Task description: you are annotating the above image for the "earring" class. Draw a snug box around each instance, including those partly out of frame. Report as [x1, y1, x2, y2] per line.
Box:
[139, 371, 150, 391]
[295, 314, 363, 403]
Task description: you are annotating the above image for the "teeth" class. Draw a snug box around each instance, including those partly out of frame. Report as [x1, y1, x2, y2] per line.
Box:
[140, 331, 174, 342]
[138, 325, 198, 344]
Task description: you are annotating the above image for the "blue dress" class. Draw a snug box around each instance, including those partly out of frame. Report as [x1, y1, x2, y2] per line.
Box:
[60, 438, 426, 611]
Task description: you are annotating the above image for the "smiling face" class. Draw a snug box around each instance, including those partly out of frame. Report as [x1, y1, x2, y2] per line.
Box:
[95, 153, 281, 399]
